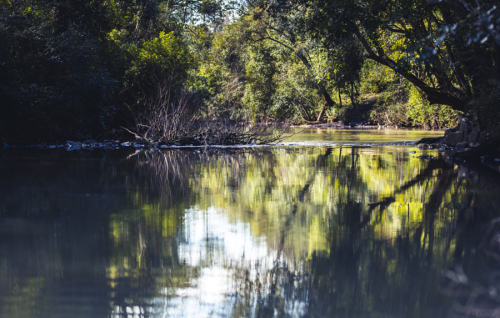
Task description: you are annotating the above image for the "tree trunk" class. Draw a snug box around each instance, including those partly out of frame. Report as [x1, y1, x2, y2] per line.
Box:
[262, 33, 336, 122]
[295, 49, 335, 122]
[316, 101, 328, 122]
[352, 27, 467, 111]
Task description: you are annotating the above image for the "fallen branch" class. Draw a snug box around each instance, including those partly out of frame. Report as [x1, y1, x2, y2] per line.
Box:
[125, 81, 288, 146]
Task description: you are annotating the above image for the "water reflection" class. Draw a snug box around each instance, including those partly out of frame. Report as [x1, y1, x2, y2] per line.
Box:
[286, 128, 444, 144]
[0, 147, 499, 318]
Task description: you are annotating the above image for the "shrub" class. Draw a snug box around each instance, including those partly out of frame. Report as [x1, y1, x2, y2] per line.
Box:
[407, 86, 458, 129]
[359, 60, 397, 94]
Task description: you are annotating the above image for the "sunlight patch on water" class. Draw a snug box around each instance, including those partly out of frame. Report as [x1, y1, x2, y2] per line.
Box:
[179, 207, 273, 267]
[125, 207, 302, 318]
[151, 128, 443, 148]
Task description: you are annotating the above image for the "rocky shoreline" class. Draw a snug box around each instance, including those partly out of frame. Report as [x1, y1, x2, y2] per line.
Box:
[415, 115, 500, 170]
[2, 116, 498, 169]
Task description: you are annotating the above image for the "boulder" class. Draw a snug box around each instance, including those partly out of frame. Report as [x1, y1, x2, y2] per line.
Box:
[443, 114, 481, 148]
[443, 130, 463, 146]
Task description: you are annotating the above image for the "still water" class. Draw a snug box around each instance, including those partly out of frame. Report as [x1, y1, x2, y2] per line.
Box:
[285, 128, 445, 144]
[1, 129, 499, 318]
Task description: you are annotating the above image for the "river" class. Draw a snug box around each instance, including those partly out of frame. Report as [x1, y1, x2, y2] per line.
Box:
[0, 129, 499, 318]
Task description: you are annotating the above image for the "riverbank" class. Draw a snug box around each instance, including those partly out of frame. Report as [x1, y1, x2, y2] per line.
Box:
[3, 126, 498, 170]
[294, 122, 380, 129]
[293, 121, 445, 130]
[0, 127, 444, 150]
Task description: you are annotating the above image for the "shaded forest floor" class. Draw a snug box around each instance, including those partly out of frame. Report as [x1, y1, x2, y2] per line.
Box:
[297, 93, 448, 130]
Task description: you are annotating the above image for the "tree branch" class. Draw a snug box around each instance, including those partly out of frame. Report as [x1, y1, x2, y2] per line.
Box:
[352, 25, 467, 110]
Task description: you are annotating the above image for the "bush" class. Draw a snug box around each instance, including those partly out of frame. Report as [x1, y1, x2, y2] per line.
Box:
[407, 86, 458, 129]
[242, 45, 277, 122]
[368, 90, 410, 127]
[272, 62, 323, 122]
[359, 60, 397, 94]
[366, 82, 458, 129]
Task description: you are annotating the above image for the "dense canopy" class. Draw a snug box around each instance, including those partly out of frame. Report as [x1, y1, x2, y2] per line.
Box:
[0, 0, 498, 144]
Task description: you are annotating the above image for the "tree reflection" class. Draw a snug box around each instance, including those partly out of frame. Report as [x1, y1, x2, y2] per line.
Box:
[0, 148, 499, 317]
[170, 147, 500, 317]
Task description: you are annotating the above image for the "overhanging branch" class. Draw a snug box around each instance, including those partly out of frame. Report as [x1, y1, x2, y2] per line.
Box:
[352, 25, 467, 110]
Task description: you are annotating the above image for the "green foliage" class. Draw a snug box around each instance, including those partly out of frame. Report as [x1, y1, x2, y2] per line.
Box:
[242, 44, 277, 121]
[0, 0, 199, 143]
[0, 0, 496, 143]
[407, 86, 459, 129]
[109, 29, 194, 109]
[369, 93, 411, 127]
[273, 61, 323, 122]
[135, 31, 193, 80]
[317, 1, 496, 125]
[360, 60, 397, 94]
[367, 84, 458, 129]
[357, 55, 458, 129]
[194, 10, 336, 123]
[195, 20, 247, 118]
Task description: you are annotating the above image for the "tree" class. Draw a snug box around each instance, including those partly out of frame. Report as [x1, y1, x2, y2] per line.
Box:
[255, 0, 500, 140]
[246, 5, 338, 121]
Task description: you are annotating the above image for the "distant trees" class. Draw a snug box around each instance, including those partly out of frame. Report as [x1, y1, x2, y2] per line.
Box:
[0, 0, 204, 142]
[0, 0, 117, 142]
[196, 8, 340, 123]
[0, 0, 497, 143]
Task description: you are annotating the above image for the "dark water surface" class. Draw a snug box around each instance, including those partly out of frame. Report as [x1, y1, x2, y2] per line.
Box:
[1, 130, 499, 318]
